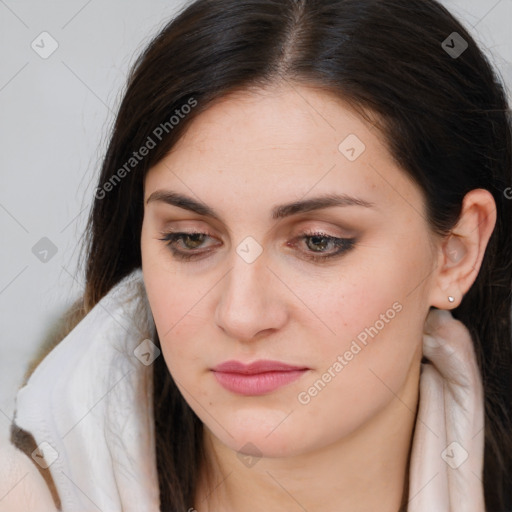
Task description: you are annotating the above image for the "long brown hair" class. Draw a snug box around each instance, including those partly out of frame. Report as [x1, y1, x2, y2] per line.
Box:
[59, 0, 512, 510]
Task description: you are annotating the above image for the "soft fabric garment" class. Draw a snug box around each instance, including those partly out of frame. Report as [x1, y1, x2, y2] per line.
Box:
[8, 268, 486, 511]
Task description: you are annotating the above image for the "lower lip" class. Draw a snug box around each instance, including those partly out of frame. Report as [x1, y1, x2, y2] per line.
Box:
[212, 369, 307, 396]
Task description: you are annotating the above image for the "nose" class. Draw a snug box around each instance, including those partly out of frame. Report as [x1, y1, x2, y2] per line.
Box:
[214, 250, 288, 343]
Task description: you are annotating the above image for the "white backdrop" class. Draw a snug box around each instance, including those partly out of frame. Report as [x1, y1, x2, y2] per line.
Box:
[1, 0, 511, 433]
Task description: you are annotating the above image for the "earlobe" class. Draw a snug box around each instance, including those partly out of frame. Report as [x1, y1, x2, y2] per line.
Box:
[429, 234, 465, 309]
[429, 188, 497, 310]
[434, 234, 466, 309]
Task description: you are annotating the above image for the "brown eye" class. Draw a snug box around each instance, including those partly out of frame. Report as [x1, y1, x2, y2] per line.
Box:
[293, 231, 357, 262]
[180, 233, 207, 249]
[158, 231, 218, 261]
[305, 234, 333, 252]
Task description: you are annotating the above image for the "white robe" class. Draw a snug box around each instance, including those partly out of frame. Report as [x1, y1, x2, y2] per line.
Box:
[0, 268, 486, 511]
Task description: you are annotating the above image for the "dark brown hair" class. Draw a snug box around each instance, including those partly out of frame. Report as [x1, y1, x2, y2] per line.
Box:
[63, 0, 512, 509]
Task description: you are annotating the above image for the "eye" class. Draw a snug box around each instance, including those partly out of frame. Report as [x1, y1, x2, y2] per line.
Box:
[158, 230, 218, 261]
[158, 230, 356, 262]
[289, 230, 356, 262]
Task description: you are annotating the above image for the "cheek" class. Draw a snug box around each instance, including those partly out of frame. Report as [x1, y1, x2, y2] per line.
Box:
[293, 292, 421, 449]
[141, 225, 204, 349]
[141, 264, 215, 389]
[144, 276, 201, 351]
[292, 241, 426, 391]
[285, 255, 405, 352]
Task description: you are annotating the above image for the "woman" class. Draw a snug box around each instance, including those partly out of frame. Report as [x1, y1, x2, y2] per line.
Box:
[1, 0, 511, 510]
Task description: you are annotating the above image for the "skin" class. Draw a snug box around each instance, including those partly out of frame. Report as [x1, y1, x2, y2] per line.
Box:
[140, 82, 496, 512]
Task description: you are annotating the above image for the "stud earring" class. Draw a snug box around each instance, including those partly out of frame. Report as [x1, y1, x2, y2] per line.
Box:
[448, 296, 455, 303]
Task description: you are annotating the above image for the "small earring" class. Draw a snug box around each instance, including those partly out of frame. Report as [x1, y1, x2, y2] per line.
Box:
[448, 296, 455, 303]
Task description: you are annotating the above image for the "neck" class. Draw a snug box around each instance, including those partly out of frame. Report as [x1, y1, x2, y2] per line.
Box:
[194, 363, 420, 512]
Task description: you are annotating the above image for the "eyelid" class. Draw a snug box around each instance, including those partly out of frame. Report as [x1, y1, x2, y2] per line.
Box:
[159, 218, 356, 239]
[158, 228, 357, 263]
[157, 225, 352, 246]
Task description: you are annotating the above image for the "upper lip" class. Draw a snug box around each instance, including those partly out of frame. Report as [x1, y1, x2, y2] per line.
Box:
[212, 360, 309, 375]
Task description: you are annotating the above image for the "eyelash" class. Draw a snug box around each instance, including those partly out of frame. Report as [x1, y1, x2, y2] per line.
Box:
[158, 229, 356, 263]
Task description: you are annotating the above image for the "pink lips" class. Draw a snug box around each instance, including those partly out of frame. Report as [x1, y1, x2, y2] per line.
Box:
[211, 360, 309, 396]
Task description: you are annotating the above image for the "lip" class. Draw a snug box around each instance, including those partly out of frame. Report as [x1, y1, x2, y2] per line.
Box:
[211, 360, 309, 396]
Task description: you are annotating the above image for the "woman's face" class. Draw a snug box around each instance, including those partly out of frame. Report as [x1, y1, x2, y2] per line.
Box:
[141, 83, 437, 458]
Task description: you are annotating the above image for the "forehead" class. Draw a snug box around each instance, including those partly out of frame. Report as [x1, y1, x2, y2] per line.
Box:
[144, 84, 425, 223]
[168, 84, 375, 159]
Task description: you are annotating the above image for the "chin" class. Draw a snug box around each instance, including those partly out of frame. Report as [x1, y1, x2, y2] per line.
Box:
[203, 412, 317, 460]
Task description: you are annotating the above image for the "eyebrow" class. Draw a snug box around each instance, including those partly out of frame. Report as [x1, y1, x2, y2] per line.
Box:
[146, 190, 375, 221]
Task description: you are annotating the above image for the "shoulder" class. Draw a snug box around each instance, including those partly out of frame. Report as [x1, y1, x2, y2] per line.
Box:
[0, 429, 59, 512]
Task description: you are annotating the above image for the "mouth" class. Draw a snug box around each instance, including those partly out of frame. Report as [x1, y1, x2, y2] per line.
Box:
[211, 360, 310, 396]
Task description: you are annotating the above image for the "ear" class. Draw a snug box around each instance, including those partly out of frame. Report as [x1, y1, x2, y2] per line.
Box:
[429, 188, 497, 310]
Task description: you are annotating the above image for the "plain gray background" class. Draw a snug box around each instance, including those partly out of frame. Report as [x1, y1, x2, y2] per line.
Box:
[1, 0, 511, 438]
